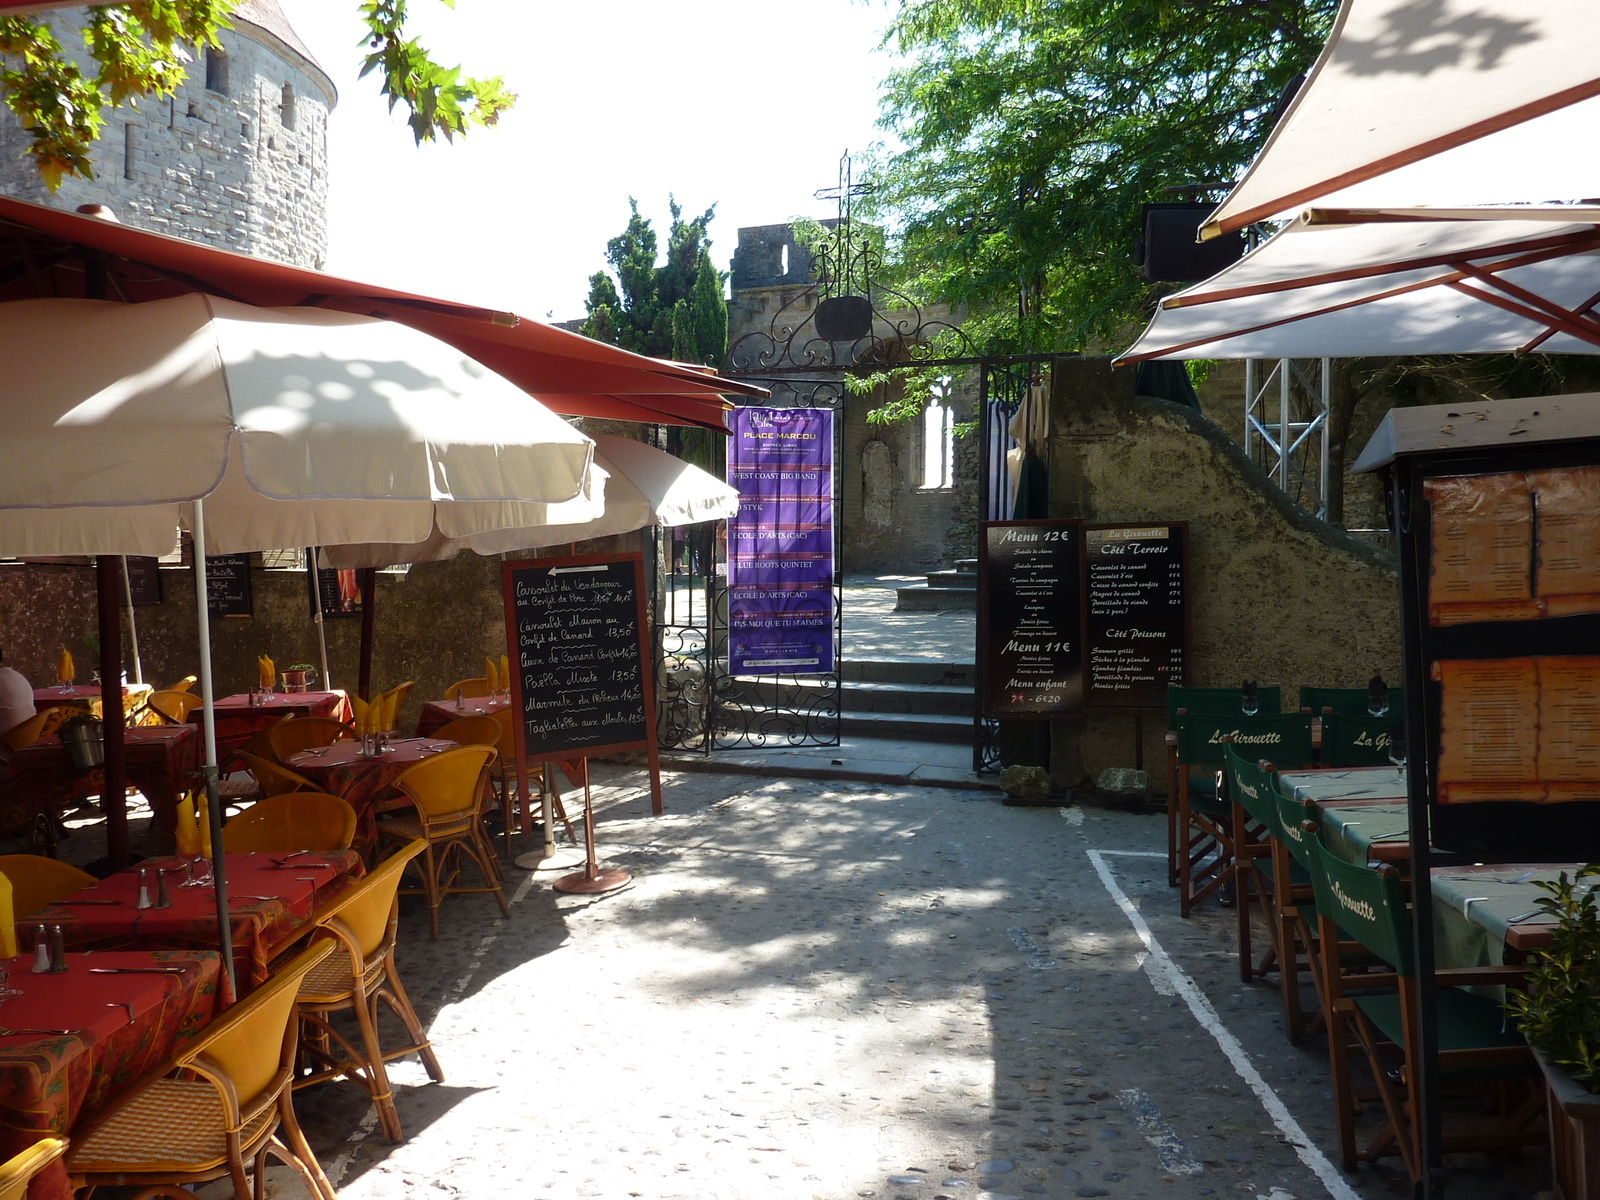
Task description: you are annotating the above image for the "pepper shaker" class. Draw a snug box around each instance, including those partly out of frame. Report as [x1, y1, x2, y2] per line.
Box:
[46, 925, 67, 974]
[135, 867, 153, 910]
[30, 925, 49, 974]
[154, 868, 172, 909]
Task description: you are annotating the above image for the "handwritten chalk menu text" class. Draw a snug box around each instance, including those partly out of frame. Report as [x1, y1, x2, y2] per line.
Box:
[1084, 524, 1188, 709]
[204, 554, 252, 618]
[980, 521, 1083, 717]
[502, 554, 654, 760]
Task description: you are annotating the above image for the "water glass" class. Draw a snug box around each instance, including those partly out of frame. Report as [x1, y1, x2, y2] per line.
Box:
[0, 964, 21, 1002]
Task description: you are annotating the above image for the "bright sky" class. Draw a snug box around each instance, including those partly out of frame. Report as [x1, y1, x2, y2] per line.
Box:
[277, 1, 896, 322]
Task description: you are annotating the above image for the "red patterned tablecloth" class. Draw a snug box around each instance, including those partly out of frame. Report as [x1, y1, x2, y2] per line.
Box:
[0, 948, 220, 1200]
[194, 691, 353, 756]
[0, 725, 200, 840]
[414, 696, 508, 738]
[38, 850, 364, 994]
[285, 739, 456, 844]
[31, 685, 158, 726]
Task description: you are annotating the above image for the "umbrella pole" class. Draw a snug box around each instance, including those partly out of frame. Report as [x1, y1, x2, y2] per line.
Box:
[119, 557, 143, 686]
[94, 557, 129, 871]
[357, 568, 376, 699]
[310, 549, 332, 691]
[191, 500, 237, 999]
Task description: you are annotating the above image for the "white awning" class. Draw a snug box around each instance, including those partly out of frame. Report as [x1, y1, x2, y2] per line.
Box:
[1203, 0, 1600, 238]
[1118, 210, 1600, 362]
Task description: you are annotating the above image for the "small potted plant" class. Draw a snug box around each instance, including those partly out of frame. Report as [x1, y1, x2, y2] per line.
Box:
[57, 710, 105, 772]
[281, 664, 317, 693]
[1504, 863, 1600, 1200]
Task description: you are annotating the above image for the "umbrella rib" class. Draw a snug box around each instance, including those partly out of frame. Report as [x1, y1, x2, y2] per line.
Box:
[118, 257, 255, 307]
[1164, 228, 1600, 310]
[1445, 281, 1600, 352]
[1448, 260, 1600, 341]
[1518, 285, 1600, 355]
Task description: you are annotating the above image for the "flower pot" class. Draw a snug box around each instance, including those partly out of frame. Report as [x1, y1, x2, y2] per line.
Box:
[281, 669, 311, 694]
[60, 721, 105, 772]
[1534, 1046, 1600, 1199]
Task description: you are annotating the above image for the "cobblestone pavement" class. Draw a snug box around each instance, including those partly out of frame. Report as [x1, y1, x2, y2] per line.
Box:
[208, 767, 1549, 1200]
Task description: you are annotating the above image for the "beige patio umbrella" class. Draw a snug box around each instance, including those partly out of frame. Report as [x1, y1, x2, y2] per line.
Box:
[1118, 208, 1600, 363]
[0, 292, 602, 994]
[1202, 0, 1600, 239]
[318, 434, 739, 569]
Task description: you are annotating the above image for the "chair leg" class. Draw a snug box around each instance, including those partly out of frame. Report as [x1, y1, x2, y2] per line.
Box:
[351, 981, 403, 1143]
[1166, 750, 1179, 887]
[419, 841, 442, 940]
[460, 832, 511, 918]
[276, 1094, 340, 1200]
[381, 955, 444, 1082]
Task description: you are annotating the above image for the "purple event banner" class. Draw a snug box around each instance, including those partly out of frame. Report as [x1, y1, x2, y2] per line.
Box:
[726, 407, 835, 675]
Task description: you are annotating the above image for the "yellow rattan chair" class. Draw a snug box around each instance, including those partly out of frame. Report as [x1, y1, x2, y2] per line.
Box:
[0, 708, 57, 751]
[163, 675, 198, 694]
[234, 751, 316, 799]
[66, 941, 338, 1200]
[0, 1137, 66, 1200]
[429, 714, 501, 748]
[442, 677, 490, 701]
[377, 745, 508, 938]
[147, 689, 204, 725]
[266, 717, 354, 763]
[0, 854, 96, 918]
[222, 793, 357, 855]
[291, 838, 441, 1142]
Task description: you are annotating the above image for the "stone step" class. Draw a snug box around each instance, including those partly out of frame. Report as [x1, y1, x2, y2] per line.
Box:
[925, 569, 977, 589]
[894, 586, 978, 612]
[954, 559, 977, 572]
[840, 709, 973, 743]
[841, 659, 974, 686]
[739, 676, 974, 716]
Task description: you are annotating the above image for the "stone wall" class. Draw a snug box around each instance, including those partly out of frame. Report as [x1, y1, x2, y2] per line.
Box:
[1044, 357, 1403, 789]
[0, 1, 333, 269]
[727, 221, 979, 575]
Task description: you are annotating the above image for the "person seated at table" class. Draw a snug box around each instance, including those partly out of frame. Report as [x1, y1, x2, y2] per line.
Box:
[0, 647, 36, 740]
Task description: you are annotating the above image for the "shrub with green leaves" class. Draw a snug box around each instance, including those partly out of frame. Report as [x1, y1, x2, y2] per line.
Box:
[1505, 863, 1600, 1091]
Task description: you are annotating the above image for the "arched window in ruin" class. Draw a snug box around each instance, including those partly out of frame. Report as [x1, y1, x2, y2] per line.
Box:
[921, 377, 956, 490]
[204, 45, 229, 95]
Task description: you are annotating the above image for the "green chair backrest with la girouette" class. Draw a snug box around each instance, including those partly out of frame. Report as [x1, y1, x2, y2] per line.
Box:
[1172, 711, 1310, 917]
[1319, 711, 1405, 768]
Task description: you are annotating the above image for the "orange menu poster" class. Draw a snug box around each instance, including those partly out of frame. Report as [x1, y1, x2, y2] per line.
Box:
[1425, 473, 1539, 625]
[1531, 466, 1600, 619]
[1436, 656, 1600, 803]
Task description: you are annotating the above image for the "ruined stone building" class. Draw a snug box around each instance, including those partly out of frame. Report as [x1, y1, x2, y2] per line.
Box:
[727, 222, 980, 576]
[0, 0, 333, 268]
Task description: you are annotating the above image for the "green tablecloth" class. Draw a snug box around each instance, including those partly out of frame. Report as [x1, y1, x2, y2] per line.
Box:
[1430, 865, 1581, 970]
[1278, 766, 1408, 806]
[1317, 804, 1410, 863]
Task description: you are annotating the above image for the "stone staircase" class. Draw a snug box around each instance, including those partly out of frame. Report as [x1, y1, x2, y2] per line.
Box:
[734, 658, 976, 744]
[894, 558, 978, 612]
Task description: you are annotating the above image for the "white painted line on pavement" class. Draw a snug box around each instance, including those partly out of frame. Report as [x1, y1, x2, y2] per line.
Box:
[1118, 1087, 1203, 1176]
[1086, 848, 1361, 1200]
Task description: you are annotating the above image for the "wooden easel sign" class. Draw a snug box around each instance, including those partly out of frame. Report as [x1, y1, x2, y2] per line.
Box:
[501, 552, 662, 891]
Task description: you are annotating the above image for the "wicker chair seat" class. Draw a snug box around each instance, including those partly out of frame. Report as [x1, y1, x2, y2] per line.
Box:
[296, 953, 386, 1006]
[69, 1080, 275, 1172]
[377, 812, 471, 841]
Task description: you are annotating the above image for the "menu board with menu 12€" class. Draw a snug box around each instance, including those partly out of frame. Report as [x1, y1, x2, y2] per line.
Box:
[979, 520, 1084, 717]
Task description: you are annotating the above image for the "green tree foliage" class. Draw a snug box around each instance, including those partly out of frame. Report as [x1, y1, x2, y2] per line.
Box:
[0, 0, 514, 191]
[582, 197, 728, 368]
[865, 0, 1338, 356]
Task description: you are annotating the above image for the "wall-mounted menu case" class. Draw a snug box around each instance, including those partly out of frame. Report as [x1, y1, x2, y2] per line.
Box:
[1083, 523, 1189, 710]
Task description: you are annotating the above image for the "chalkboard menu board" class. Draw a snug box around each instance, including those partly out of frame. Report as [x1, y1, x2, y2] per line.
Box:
[204, 554, 252, 618]
[979, 520, 1083, 717]
[1083, 524, 1188, 710]
[120, 556, 162, 606]
[501, 553, 657, 761]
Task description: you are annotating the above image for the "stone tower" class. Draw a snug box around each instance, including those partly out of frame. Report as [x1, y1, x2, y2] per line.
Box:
[0, 0, 335, 269]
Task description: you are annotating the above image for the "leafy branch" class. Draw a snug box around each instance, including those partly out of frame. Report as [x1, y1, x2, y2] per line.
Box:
[358, 0, 515, 144]
[1504, 864, 1600, 1091]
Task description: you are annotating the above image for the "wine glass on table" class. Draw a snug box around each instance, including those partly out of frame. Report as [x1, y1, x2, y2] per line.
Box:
[0, 963, 22, 1003]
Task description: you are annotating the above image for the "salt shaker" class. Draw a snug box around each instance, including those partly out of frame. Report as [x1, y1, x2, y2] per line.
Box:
[46, 926, 67, 974]
[135, 867, 153, 910]
[30, 925, 49, 974]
